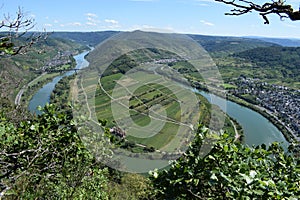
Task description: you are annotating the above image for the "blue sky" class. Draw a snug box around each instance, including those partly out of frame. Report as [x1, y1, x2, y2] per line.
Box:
[1, 0, 300, 38]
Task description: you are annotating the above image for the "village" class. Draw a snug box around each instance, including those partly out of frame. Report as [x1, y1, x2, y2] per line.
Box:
[40, 51, 74, 72]
[229, 77, 300, 138]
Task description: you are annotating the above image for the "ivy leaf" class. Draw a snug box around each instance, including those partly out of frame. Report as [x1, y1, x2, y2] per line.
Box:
[249, 170, 257, 178]
[210, 173, 218, 181]
[223, 144, 229, 152]
[208, 155, 216, 161]
[240, 173, 253, 185]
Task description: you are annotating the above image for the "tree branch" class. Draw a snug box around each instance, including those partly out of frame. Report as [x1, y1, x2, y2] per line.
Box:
[0, 7, 48, 56]
[215, 0, 300, 24]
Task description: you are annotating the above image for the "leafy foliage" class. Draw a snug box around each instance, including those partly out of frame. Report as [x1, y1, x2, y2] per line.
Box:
[0, 104, 109, 199]
[108, 173, 154, 200]
[151, 128, 300, 199]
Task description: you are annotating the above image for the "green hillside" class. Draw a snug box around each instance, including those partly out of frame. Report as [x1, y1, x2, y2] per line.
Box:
[189, 34, 279, 56]
[51, 31, 118, 46]
[232, 46, 300, 87]
[0, 37, 84, 102]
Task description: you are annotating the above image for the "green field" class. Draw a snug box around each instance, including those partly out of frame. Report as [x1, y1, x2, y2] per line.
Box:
[95, 71, 196, 150]
[93, 48, 236, 151]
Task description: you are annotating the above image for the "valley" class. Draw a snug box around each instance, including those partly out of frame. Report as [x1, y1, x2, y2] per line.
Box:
[2, 31, 299, 198]
[2, 31, 299, 149]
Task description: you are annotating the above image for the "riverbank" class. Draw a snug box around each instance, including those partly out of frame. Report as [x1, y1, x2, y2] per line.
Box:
[15, 72, 60, 107]
[197, 88, 289, 148]
[226, 93, 297, 144]
[28, 51, 90, 114]
[193, 83, 295, 144]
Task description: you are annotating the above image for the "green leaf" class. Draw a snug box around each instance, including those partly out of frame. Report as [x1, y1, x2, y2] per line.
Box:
[208, 155, 216, 161]
[240, 173, 253, 185]
[249, 170, 257, 178]
[253, 190, 264, 195]
[223, 144, 229, 152]
[211, 173, 218, 181]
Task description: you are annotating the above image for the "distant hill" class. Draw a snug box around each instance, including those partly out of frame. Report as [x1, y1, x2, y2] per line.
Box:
[51, 31, 118, 47]
[233, 46, 300, 82]
[50, 32, 281, 54]
[50, 31, 289, 56]
[246, 37, 300, 47]
[189, 34, 279, 55]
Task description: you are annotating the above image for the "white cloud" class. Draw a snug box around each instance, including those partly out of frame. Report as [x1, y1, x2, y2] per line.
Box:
[197, 3, 209, 6]
[86, 22, 97, 26]
[282, 22, 297, 28]
[128, 24, 174, 33]
[104, 19, 119, 24]
[59, 22, 82, 27]
[104, 19, 120, 28]
[141, 24, 155, 29]
[86, 13, 100, 26]
[44, 23, 53, 27]
[72, 22, 82, 26]
[200, 20, 214, 26]
[85, 13, 98, 18]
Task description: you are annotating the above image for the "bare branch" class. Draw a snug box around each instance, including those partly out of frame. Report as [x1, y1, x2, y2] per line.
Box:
[0, 7, 48, 56]
[215, 0, 300, 24]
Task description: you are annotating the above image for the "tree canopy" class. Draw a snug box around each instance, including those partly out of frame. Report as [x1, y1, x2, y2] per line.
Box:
[151, 129, 300, 199]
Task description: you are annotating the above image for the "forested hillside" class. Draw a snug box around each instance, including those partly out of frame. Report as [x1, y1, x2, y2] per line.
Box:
[0, 37, 84, 102]
[189, 34, 278, 56]
[234, 46, 300, 72]
[233, 46, 300, 87]
[51, 31, 118, 46]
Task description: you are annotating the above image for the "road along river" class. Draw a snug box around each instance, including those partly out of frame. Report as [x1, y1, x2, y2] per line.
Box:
[28, 51, 89, 114]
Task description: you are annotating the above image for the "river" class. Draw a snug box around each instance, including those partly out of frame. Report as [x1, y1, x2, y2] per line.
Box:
[28, 51, 90, 114]
[198, 91, 288, 148]
[28, 51, 289, 148]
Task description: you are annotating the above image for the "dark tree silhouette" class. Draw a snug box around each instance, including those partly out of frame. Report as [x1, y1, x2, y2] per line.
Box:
[215, 0, 300, 24]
